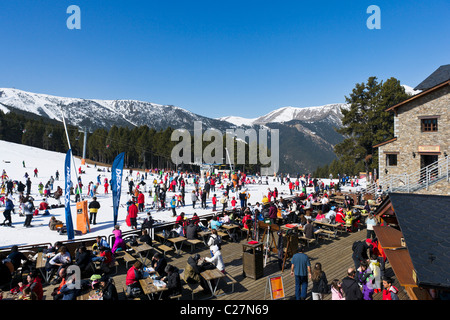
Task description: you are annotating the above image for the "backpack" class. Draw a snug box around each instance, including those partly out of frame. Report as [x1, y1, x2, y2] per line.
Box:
[126, 285, 141, 298]
[352, 241, 361, 253]
[209, 234, 222, 250]
[200, 261, 216, 271]
[319, 275, 330, 294]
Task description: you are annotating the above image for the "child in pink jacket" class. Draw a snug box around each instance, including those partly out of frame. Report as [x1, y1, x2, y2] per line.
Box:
[331, 279, 345, 300]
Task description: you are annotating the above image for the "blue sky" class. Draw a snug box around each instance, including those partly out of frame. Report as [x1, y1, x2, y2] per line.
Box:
[1, 0, 449, 119]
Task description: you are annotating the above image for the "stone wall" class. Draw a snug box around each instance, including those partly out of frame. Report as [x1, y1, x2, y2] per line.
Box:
[378, 84, 449, 196]
[412, 178, 449, 196]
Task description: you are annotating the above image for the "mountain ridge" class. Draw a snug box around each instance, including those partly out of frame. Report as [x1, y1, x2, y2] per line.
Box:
[0, 87, 365, 174]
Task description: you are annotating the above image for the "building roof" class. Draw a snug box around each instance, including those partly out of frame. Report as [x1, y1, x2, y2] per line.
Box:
[372, 137, 397, 149]
[385, 64, 450, 112]
[388, 192, 450, 290]
[385, 80, 450, 112]
[415, 64, 450, 91]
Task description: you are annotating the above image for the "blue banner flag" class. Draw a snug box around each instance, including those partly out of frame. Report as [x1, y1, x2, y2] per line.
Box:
[64, 149, 75, 240]
[111, 152, 125, 226]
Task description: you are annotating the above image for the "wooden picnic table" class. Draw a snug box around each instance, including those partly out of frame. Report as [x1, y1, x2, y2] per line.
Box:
[220, 224, 240, 238]
[35, 252, 46, 269]
[312, 220, 344, 236]
[280, 223, 304, 231]
[76, 289, 103, 300]
[154, 232, 166, 244]
[280, 224, 323, 239]
[35, 252, 51, 283]
[312, 220, 341, 228]
[127, 240, 154, 265]
[139, 277, 168, 300]
[167, 236, 187, 255]
[200, 267, 226, 298]
[352, 205, 370, 217]
[198, 230, 212, 245]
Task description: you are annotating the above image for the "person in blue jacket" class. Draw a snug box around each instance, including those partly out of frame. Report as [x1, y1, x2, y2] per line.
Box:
[2, 197, 14, 226]
[59, 277, 81, 300]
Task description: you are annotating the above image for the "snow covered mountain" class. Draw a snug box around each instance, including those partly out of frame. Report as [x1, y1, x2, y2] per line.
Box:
[218, 103, 348, 127]
[216, 116, 258, 127]
[218, 84, 417, 127]
[0, 87, 348, 174]
[0, 88, 227, 131]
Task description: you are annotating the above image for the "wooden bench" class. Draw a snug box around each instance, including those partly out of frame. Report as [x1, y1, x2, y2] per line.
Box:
[299, 236, 316, 247]
[102, 260, 120, 275]
[109, 260, 120, 275]
[224, 273, 237, 293]
[240, 227, 252, 241]
[169, 292, 182, 300]
[217, 230, 228, 239]
[154, 242, 174, 257]
[180, 270, 203, 300]
[116, 251, 136, 268]
[318, 229, 337, 240]
[184, 282, 203, 300]
[336, 224, 349, 234]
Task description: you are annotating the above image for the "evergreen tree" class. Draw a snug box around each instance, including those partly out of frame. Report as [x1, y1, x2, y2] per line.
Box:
[313, 76, 410, 177]
[333, 77, 409, 175]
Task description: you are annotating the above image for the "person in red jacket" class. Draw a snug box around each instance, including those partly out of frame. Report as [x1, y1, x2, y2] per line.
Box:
[126, 261, 144, 297]
[191, 212, 200, 226]
[212, 194, 217, 211]
[335, 208, 346, 224]
[137, 191, 145, 212]
[39, 199, 49, 211]
[175, 212, 185, 225]
[19, 271, 43, 300]
[382, 277, 399, 300]
[267, 189, 273, 202]
[127, 201, 138, 230]
[289, 181, 294, 195]
[273, 187, 279, 199]
[231, 197, 237, 209]
[242, 211, 252, 230]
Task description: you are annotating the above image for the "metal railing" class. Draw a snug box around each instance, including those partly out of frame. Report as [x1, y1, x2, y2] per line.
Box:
[364, 156, 449, 195]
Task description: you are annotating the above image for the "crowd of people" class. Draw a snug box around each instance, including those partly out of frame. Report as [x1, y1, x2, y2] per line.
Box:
[0, 168, 64, 229]
[289, 236, 396, 301]
[0, 237, 121, 300]
[1, 161, 405, 301]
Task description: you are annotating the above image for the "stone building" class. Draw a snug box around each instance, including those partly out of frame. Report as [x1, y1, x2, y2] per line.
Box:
[373, 65, 449, 195]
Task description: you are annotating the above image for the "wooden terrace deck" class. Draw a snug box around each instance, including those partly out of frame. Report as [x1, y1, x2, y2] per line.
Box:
[39, 227, 409, 301]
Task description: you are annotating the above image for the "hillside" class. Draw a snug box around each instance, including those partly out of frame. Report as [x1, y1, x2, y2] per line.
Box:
[0, 88, 347, 174]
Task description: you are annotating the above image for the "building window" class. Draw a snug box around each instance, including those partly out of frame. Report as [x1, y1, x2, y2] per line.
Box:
[421, 118, 438, 132]
[386, 154, 397, 166]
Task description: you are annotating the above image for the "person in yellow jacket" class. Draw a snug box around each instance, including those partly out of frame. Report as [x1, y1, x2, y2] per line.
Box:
[89, 197, 101, 225]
